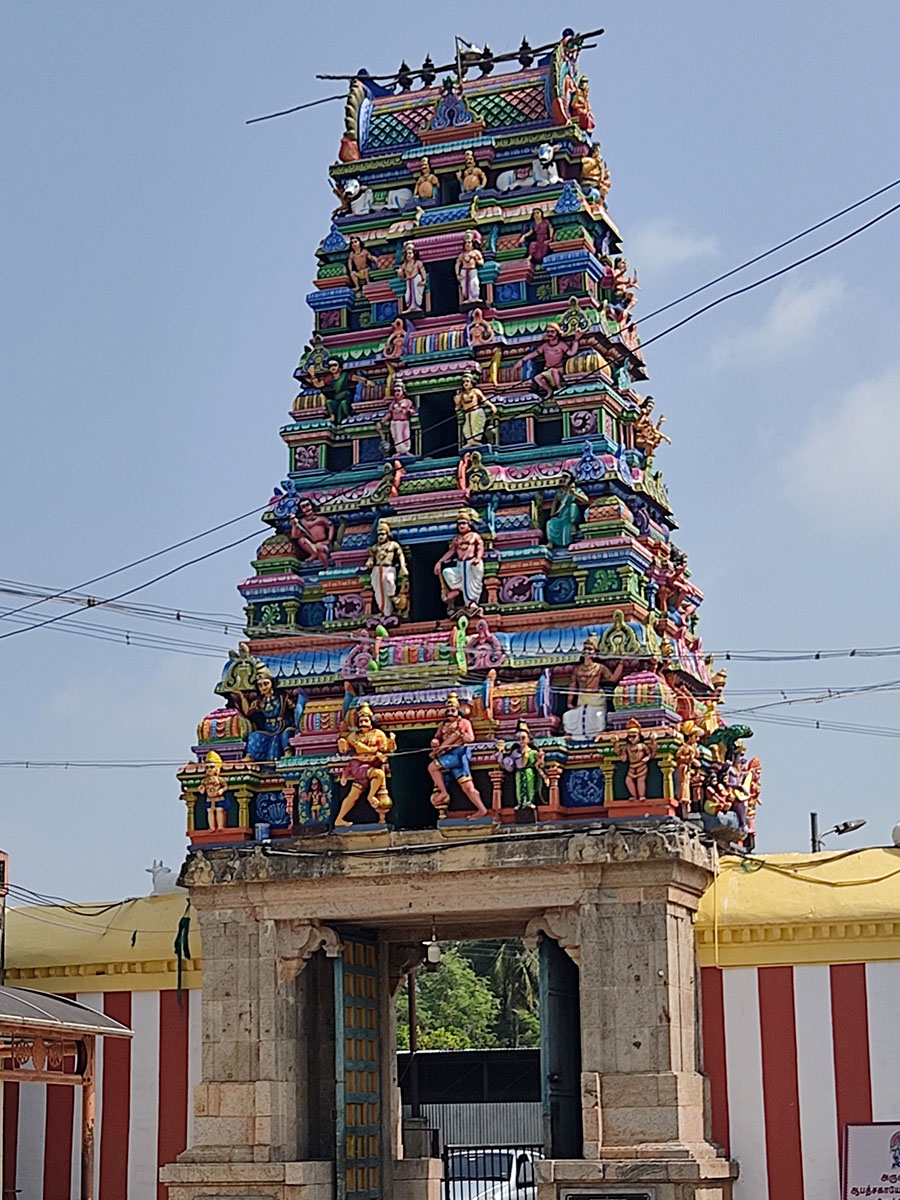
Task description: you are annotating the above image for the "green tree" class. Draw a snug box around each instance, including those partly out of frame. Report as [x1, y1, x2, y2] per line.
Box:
[461, 939, 540, 1048]
[397, 949, 499, 1050]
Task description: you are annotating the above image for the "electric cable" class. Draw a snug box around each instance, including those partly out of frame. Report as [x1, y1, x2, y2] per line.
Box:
[637, 175, 900, 324]
[0, 528, 263, 644]
[0, 504, 266, 624]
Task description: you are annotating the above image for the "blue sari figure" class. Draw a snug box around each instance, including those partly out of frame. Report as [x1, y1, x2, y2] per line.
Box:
[236, 674, 305, 763]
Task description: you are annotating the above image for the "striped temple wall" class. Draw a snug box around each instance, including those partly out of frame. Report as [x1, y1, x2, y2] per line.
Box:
[3, 989, 201, 1200]
[5, 963, 900, 1200]
[4, 850, 899, 1198]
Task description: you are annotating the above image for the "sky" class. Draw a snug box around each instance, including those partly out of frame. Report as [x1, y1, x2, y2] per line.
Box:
[2, 1, 900, 901]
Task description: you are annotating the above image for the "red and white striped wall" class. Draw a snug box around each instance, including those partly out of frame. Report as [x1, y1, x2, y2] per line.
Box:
[701, 961, 900, 1199]
[5, 965, 900, 1198]
[2, 989, 201, 1200]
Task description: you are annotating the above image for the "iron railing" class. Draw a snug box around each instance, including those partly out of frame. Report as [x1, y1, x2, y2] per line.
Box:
[442, 1143, 543, 1200]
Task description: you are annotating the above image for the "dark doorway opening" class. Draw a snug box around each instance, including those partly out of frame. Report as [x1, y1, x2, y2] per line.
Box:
[427, 259, 460, 318]
[440, 173, 461, 206]
[391, 729, 439, 830]
[298, 951, 337, 1159]
[326, 442, 353, 473]
[408, 539, 448, 623]
[535, 418, 564, 448]
[539, 937, 582, 1158]
[419, 390, 458, 459]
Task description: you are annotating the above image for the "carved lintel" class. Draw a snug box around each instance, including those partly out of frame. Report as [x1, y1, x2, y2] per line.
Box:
[388, 942, 426, 996]
[182, 850, 214, 887]
[523, 906, 581, 966]
[278, 919, 343, 982]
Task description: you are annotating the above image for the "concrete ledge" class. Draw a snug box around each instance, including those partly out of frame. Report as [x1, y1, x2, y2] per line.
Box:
[394, 1157, 443, 1200]
[536, 1155, 738, 1199]
[160, 1159, 335, 1200]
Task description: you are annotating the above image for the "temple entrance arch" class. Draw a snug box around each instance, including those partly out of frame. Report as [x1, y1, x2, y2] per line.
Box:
[163, 825, 738, 1200]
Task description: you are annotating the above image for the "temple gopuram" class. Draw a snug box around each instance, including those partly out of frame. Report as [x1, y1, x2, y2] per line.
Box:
[165, 30, 765, 1200]
[176, 29, 760, 848]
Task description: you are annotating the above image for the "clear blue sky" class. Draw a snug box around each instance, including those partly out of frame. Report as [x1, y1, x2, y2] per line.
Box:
[2, 1, 899, 900]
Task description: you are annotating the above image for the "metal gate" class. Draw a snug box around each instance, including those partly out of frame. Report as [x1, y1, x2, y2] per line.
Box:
[335, 932, 381, 1200]
[442, 1143, 542, 1199]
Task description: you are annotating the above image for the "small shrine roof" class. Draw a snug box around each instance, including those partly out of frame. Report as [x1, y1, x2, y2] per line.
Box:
[696, 847, 900, 968]
[3, 893, 202, 994]
[0, 987, 132, 1038]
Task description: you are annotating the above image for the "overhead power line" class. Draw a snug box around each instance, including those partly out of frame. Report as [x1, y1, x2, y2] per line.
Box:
[0, 529, 262, 645]
[639, 174, 900, 324]
[637, 196, 900, 352]
[0, 505, 265, 625]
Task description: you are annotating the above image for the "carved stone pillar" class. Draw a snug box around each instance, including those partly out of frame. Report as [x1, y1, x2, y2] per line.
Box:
[529, 830, 737, 1199]
[166, 900, 341, 1177]
[488, 767, 505, 814]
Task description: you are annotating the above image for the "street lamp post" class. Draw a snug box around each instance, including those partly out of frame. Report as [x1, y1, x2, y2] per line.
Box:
[810, 812, 867, 852]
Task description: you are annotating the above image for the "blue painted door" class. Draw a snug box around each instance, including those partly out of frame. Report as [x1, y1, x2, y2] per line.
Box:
[335, 932, 381, 1200]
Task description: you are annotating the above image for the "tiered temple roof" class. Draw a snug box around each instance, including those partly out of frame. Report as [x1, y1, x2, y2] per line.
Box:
[177, 30, 760, 848]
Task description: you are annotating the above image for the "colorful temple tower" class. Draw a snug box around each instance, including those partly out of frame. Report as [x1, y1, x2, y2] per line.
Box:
[176, 30, 759, 848]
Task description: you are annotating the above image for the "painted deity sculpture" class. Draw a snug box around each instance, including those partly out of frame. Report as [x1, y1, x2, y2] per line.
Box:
[745, 757, 762, 850]
[198, 751, 227, 830]
[612, 256, 640, 311]
[428, 692, 489, 817]
[468, 617, 504, 668]
[633, 397, 671, 462]
[457, 149, 487, 193]
[455, 231, 485, 306]
[467, 307, 495, 345]
[497, 720, 548, 809]
[570, 77, 595, 133]
[380, 379, 415, 455]
[563, 632, 624, 738]
[547, 471, 589, 549]
[397, 241, 427, 314]
[457, 449, 493, 497]
[580, 143, 611, 202]
[701, 767, 743, 841]
[520, 322, 580, 396]
[365, 519, 408, 620]
[308, 356, 365, 423]
[724, 750, 751, 833]
[232, 671, 298, 763]
[335, 702, 395, 826]
[413, 156, 440, 200]
[346, 236, 378, 293]
[454, 372, 497, 448]
[370, 458, 404, 502]
[518, 208, 554, 265]
[383, 317, 406, 359]
[435, 508, 485, 615]
[614, 718, 658, 801]
[675, 719, 704, 812]
[299, 775, 330, 823]
[289, 497, 334, 567]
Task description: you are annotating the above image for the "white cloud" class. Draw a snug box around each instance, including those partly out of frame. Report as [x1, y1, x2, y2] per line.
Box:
[790, 362, 900, 527]
[627, 217, 719, 276]
[707, 275, 845, 369]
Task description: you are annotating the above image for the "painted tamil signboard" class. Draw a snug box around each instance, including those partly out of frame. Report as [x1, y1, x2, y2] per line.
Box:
[843, 1122, 900, 1198]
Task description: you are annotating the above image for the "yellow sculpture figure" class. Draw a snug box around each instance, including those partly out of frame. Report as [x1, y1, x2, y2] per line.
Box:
[457, 149, 487, 193]
[614, 718, 658, 802]
[413, 155, 440, 200]
[454, 372, 497, 448]
[198, 751, 228, 831]
[580, 143, 611, 202]
[335, 702, 396, 826]
[632, 397, 671, 462]
[675, 720, 703, 811]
